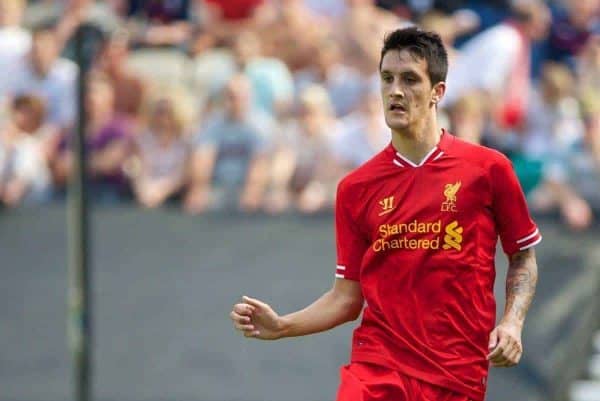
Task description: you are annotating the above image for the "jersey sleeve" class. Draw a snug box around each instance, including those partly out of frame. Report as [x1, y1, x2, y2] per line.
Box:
[490, 155, 542, 255]
[335, 180, 369, 281]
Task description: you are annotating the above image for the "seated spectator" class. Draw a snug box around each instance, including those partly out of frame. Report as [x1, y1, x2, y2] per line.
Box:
[443, 0, 551, 132]
[0, 0, 30, 98]
[523, 62, 595, 230]
[267, 85, 340, 214]
[0, 94, 54, 207]
[332, 86, 389, 169]
[129, 91, 191, 208]
[185, 74, 273, 214]
[577, 35, 600, 118]
[6, 20, 78, 131]
[577, 37, 600, 200]
[294, 37, 364, 117]
[52, 73, 133, 202]
[230, 30, 294, 117]
[93, 31, 147, 123]
[123, 0, 193, 47]
[547, 0, 600, 66]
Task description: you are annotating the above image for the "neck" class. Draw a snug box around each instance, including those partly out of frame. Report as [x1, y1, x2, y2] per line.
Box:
[391, 114, 441, 164]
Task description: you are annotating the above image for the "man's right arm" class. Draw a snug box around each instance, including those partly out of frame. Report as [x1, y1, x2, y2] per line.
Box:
[230, 278, 363, 340]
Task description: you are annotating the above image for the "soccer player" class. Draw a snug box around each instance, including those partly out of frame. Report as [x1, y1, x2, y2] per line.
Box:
[229, 27, 540, 401]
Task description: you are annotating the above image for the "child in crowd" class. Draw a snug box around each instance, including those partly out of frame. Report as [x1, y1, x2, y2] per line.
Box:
[0, 94, 54, 206]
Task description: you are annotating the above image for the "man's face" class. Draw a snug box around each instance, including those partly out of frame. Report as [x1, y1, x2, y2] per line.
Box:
[233, 32, 261, 66]
[380, 49, 438, 132]
[224, 78, 251, 119]
[101, 39, 129, 71]
[31, 30, 59, 76]
[526, 3, 551, 41]
[316, 43, 339, 73]
[151, 99, 177, 133]
[568, 0, 599, 28]
[86, 81, 114, 118]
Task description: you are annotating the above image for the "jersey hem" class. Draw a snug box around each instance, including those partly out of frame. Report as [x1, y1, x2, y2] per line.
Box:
[351, 351, 485, 401]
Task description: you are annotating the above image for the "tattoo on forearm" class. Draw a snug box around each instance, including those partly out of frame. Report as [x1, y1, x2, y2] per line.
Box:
[505, 249, 538, 323]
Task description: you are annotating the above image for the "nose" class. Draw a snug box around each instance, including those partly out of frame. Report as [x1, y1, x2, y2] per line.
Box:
[389, 80, 404, 99]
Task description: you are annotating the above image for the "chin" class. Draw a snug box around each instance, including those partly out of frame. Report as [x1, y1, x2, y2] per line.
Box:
[385, 118, 409, 132]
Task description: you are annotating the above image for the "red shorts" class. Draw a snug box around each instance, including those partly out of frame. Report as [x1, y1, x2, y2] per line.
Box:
[335, 363, 471, 401]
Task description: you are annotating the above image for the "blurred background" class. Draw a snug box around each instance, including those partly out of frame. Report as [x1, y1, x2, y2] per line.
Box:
[0, 0, 599, 400]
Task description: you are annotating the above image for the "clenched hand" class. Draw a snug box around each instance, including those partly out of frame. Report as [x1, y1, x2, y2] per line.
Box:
[487, 321, 523, 367]
[230, 296, 284, 340]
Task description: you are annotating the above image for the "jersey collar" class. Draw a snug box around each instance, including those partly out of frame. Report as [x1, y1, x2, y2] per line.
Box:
[388, 129, 453, 168]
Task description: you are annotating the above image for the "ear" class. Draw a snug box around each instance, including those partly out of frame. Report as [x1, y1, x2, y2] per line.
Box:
[431, 82, 446, 106]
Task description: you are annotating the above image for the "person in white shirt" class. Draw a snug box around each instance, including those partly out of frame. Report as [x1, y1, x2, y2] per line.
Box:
[0, 0, 30, 92]
[0, 94, 53, 207]
[6, 21, 78, 131]
[443, 0, 550, 132]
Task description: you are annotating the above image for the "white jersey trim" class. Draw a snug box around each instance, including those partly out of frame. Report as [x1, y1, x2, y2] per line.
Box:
[516, 228, 539, 244]
[519, 236, 542, 251]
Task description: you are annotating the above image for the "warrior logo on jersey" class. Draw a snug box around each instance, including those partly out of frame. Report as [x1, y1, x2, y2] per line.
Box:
[441, 181, 461, 212]
[378, 196, 395, 216]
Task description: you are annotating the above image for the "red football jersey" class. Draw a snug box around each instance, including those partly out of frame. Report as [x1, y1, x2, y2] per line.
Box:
[334, 130, 541, 401]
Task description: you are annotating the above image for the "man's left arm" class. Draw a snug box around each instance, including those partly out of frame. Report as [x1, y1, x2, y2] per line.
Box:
[488, 247, 539, 367]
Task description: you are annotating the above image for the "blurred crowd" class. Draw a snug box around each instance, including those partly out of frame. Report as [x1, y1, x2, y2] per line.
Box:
[0, 0, 598, 230]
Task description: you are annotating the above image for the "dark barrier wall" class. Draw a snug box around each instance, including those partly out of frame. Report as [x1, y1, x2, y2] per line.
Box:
[1, 206, 598, 401]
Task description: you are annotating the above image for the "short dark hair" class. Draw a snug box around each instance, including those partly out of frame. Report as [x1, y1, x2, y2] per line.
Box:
[379, 27, 448, 85]
[12, 94, 47, 128]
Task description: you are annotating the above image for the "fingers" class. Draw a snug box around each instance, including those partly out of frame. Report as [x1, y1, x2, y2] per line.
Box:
[504, 347, 521, 366]
[488, 328, 499, 351]
[230, 298, 261, 338]
[230, 311, 251, 325]
[230, 310, 258, 335]
[488, 335, 522, 367]
[234, 322, 255, 331]
[233, 302, 255, 316]
[242, 295, 269, 310]
[487, 334, 508, 361]
[243, 330, 261, 338]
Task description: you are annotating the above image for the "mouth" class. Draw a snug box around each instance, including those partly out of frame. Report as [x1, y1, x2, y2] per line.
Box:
[388, 103, 407, 113]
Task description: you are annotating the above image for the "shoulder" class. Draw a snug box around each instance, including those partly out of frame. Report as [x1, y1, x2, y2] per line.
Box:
[448, 135, 511, 171]
[337, 146, 390, 196]
[247, 110, 275, 137]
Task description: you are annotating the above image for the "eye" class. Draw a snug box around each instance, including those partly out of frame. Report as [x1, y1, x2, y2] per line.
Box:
[381, 75, 393, 84]
[404, 76, 418, 84]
